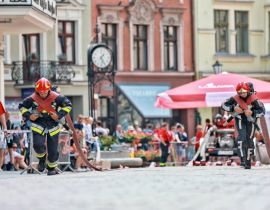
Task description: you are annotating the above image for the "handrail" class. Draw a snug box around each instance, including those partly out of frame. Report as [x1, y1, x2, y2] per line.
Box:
[11, 60, 75, 84]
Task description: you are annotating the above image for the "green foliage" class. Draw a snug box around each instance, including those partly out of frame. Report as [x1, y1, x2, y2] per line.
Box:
[122, 133, 136, 143]
[99, 135, 116, 150]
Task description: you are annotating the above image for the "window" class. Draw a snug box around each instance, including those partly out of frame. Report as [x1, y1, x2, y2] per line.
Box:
[269, 12, 270, 54]
[3, 35, 8, 64]
[117, 89, 143, 129]
[214, 10, 229, 53]
[235, 11, 249, 53]
[58, 21, 75, 63]
[22, 34, 40, 81]
[133, 25, 148, 70]
[101, 23, 117, 69]
[98, 96, 115, 133]
[163, 26, 178, 71]
[22, 34, 40, 61]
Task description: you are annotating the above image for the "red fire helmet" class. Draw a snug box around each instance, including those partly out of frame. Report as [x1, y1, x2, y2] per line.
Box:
[35, 77, 51, 93]
[236, 82, 250, 93]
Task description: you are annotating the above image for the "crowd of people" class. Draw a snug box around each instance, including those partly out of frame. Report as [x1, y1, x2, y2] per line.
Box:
[0, 79, 267, 173]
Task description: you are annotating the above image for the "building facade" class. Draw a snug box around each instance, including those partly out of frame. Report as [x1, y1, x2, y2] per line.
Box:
[3, 0, 91, 123]
[193, 0, 270, 122]
[92, 0, 195, 135]
[0, 0, 56, 103]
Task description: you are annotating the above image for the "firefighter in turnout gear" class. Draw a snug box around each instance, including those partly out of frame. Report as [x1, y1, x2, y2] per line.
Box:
[221, 82, 265, 169]
[18, 78, 72, 175]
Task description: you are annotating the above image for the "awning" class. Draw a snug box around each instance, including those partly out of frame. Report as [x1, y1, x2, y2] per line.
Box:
[118, 84, 172, 118]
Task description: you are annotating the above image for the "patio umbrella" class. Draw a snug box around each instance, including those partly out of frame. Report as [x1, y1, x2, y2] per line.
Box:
[156, 72, 270, 109]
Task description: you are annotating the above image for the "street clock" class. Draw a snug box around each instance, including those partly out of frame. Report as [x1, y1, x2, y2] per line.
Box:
[90, 44, 113, 69]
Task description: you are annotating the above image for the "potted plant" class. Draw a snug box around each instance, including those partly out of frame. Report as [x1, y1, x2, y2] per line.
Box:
[99, 135, 116, 151]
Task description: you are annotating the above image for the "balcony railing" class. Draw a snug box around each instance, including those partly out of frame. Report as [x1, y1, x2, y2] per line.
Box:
[0, 0, 56, 18]
[11, 60, 75, 85]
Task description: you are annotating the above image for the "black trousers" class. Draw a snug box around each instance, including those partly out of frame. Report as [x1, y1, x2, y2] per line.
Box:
[235, 118, 255, 165]
[160, 142, 170, 163]
[33, 132, 59, 165]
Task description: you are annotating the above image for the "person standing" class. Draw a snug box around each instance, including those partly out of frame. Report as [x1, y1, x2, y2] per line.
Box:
[203, 118, 212, 135]
[222, 82, 265, 169]
[158, 122, 173, 167]
[18, 78, 72, 175]
[0, 101, 8, 171]
[5, 111, 15, 170]
[194, 124, 203, 161]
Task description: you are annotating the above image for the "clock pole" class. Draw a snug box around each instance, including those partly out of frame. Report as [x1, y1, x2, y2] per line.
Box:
[87, 40, 115, 132]
[87, 45, 95, 120]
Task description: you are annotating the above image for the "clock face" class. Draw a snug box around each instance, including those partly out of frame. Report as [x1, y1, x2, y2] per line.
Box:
[91, 46, 112, 69]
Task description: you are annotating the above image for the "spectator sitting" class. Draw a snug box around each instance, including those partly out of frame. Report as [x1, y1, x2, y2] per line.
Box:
[84, 116, 93, 145]
[113, 124, 124, 143]
[4, 143, 27, 171]
[94, 121, 108, 136]
[70, 125, 88, 172]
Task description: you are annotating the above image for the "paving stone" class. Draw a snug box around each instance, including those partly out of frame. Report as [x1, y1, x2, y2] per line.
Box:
[0, 166, 270, 210]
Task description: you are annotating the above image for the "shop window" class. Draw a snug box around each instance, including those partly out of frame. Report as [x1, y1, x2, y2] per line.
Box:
[117, 89, 143, 131]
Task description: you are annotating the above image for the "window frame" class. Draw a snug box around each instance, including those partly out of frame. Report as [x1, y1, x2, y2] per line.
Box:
[58, 20, 76, 64]
[214, 10, 229, 53]
[133, 24, 148, 71]
[269, 11, 270, 54]
[101, 23, 118, 70]
[22, 33, 40, 61]
[235, 11, 249, 54]
[163, 25, 178, 71]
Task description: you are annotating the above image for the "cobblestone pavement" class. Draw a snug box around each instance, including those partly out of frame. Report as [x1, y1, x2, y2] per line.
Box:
[1, 166, 270, 210]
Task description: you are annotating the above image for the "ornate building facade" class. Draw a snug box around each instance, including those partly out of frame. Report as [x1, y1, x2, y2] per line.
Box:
[92, 0, 195, 135]
[193, 0, 270, 122]
[3, 0, 91, 123]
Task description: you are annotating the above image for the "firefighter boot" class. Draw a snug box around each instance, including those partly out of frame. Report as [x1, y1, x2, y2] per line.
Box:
[38, 155, 46, 172]
[244, 159, 251, 169]
[239, 156, 244, 167]
[244, 148, 253, 169]
[47, 168, 59, 176]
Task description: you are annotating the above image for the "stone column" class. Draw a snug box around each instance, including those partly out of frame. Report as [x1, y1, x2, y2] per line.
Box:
[0, 32, 5, 104]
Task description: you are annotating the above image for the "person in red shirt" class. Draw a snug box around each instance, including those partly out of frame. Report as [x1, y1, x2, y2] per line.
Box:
[203, 118, 212, 135]
[158, 122, 172, 166]
[195, 124, 203, 152]
[0, 101, 7, 171]
[0, 102, 6, 127]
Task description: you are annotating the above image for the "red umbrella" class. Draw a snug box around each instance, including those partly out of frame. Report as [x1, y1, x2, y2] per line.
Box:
[156, 72, 270, 109]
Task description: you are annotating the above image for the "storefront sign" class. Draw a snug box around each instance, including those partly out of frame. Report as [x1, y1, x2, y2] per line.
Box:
[205, 92, 235, 107]
[21, 88, 35, 99]
[0, 0, 56, 17]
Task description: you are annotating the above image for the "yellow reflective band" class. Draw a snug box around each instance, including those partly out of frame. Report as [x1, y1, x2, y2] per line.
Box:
[49, 128, 60, 137]
[36, 152, 46, 158]
[47, 162, 57, 168]
[20, 108, 29, 114]
[62, 107, 71, 113]
[31, 127, 43, 135]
